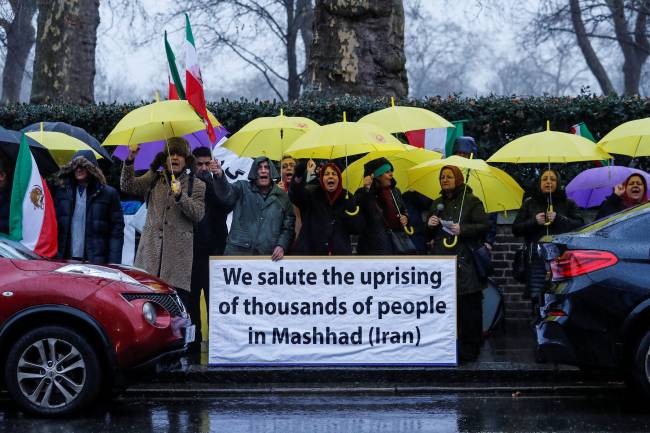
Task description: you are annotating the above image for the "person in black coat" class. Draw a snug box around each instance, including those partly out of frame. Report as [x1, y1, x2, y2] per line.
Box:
[512, 169, 583, 310]
[289, 161, 358, 255]
[0, 152, 11, 235]
[354, 157, 410, 255]
[596, 173, 649, 219]
[189, 147, 230, 352]
[54, 150, 124, 264]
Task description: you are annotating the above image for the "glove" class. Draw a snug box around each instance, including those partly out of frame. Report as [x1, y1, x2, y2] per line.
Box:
[150, 152, 167, 172]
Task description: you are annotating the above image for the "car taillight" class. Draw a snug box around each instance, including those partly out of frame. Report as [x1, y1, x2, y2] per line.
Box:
[550, 250, 618, 280]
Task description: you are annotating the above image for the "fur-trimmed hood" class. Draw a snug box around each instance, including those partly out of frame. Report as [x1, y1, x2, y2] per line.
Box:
[55, 156, 106, 186]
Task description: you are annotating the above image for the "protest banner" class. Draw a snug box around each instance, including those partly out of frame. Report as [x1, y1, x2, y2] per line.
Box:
[209, 256, 457, 365]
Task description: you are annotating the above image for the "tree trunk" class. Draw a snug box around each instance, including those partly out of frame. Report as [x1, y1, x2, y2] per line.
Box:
[286, 0, 300, 101]
[569, 0, 616, 95]
[30, 0, 100, 104]
[1, 0, 37, 103]
[306, 0, 408, 98]
[297, 0, 314, 93]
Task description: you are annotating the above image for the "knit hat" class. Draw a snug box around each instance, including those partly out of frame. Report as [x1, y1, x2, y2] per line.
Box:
[363, 157, 394, 177]
[453, 136, 478, 156]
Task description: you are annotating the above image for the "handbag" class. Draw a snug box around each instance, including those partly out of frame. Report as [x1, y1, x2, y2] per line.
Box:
[472, 244, 494, 279]
[512, 244, 528, 283]
[388, 230, 417, 255]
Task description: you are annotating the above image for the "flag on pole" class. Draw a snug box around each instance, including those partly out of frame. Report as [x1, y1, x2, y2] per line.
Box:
[570, 121, 611, 166]
[405, 120, 465, 157]
[8, 134, 57, 257]
[165, 30, 185, 100]
[184, 14, 216, 143]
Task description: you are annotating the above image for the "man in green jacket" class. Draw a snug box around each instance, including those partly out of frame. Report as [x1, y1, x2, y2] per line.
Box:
[212, 156, 295, 260]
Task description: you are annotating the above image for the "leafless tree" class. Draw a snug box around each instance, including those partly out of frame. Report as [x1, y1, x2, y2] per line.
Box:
[0, 0, 37, 103]
[532, 0, 650, 96]
[404, 1, 483, 97]
[159, 0, 313, 101]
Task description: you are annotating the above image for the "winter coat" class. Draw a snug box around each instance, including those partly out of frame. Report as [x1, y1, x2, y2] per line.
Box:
[512, 190, 583, 300]
[54, 158, 124, 264]
[193, 171, 229, 257]
[213, 156, 295, 256]
[427, 185, 489, 295]
[289, 180, 358, 255]
[354, 179, 408, 255]
[121, 163, 205, 291]
[595, 193, 627, 220]
[0, 188, 9, 235]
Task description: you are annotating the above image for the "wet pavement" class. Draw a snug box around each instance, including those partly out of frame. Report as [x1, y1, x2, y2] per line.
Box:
[0, 392, 648, 433]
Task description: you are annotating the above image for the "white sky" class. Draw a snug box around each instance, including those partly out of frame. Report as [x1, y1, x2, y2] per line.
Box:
[92, 0, 536, 102]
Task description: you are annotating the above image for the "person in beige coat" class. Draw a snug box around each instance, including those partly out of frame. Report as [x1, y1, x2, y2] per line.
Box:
[120, 137, 205, 308]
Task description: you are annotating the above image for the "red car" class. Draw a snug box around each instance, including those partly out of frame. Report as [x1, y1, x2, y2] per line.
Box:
[0, 238, 194, 416]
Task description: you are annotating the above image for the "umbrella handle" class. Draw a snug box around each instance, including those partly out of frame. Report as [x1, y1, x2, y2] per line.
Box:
[171, 173, 178, 194]
[344, 192, 359, 216]
[345, 206, 359, 216]
[403, 225, 414, 235]
[544, 204, 554, 226]
[443, 236, 458, 248]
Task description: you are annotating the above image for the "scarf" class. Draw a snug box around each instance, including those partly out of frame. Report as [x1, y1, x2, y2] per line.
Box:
[319, 163, 343, 205]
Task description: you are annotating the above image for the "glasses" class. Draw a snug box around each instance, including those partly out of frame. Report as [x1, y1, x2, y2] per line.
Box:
[281, 162, 296, 169]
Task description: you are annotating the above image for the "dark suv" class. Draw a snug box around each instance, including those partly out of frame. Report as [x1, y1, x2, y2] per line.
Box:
[0, 239, 193, 416]
[536, 202, 650, 395]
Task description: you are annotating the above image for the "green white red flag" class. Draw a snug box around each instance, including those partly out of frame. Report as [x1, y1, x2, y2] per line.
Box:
[405, 120, 465, 157]
[8, 134, 57, 257]
[165, 30, 185, 100]
[184, 14, 215, 143]
[570, 121, 611, 166]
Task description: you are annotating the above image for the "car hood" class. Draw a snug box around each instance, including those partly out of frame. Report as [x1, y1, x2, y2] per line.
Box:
[10, 259, 175, 294]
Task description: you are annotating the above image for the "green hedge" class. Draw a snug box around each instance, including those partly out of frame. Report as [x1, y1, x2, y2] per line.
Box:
[1, 95, 649, 192]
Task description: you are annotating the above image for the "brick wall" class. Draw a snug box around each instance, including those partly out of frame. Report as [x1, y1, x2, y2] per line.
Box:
[491, 223, 531, 326]
[492, 209, 595, 326]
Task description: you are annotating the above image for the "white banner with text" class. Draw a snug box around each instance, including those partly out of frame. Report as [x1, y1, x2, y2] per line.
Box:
[209, 257, 457, 365]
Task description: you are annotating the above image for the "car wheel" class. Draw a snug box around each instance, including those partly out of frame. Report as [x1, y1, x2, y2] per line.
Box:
[4, 325, 102, 416]
[630, 330, 650, 397]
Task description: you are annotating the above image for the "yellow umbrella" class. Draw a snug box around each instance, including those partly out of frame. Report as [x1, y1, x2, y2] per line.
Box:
[26, 131, 102, 166]
[358, 97, 453, 133]
[102, 100, 221, 147]
[285, 112, 406, 160]
[408, 156, 524, 214]
[487, 123, 611, 163]
[341, 147, 442, 194]
[223, 109, 319, 161]
[597, 117, 650, 157]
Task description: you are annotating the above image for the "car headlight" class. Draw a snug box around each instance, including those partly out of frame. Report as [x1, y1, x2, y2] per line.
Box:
[142, 302, 157, 324]
[54, 264, 142, 285]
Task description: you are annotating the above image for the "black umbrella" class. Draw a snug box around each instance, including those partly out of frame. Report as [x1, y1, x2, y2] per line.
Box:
[0, 128, 60, 177]
[21, 121, 112, 161]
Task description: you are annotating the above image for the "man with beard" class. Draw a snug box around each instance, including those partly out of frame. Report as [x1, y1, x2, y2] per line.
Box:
[212, 156, 294, 260]
[121, 137, 205, 309]
[188, 146, 229, 352]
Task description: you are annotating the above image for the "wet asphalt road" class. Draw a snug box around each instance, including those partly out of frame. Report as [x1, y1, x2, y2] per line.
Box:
[0, 392, 649, 433]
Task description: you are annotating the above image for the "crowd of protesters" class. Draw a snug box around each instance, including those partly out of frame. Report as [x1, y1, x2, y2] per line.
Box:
[0, 134, 648, 362]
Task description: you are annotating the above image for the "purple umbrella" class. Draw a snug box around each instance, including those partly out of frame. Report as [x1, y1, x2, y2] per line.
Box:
[567, 166, 650, 208]
[111, 126, 229, 171]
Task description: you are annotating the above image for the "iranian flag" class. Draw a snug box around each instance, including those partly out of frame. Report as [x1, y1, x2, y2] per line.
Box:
[570, 121, 611, 166]
[165, 30, 185, 100]
[8, 134, 57, 257]
[184, 14, 216, 143]
[405, 120, 465, 157]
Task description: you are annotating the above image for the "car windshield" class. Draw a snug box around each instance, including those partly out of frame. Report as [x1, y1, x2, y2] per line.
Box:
[574, 202, 650, 235]
[0, 238, 41, 260]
